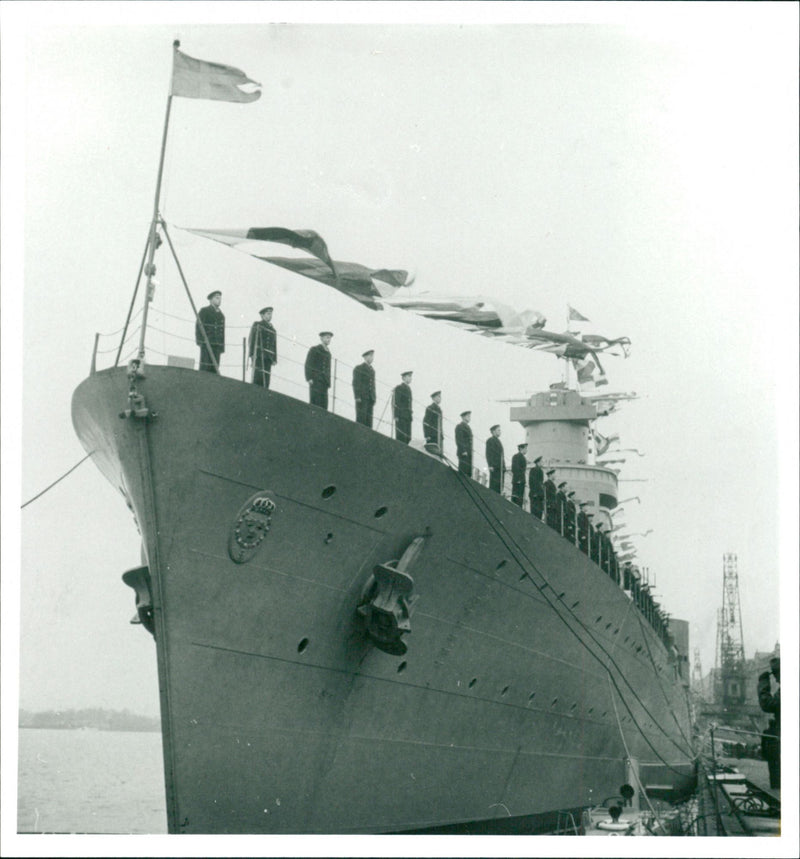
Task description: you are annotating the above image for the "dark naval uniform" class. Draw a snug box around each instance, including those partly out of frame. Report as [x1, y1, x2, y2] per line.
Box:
[248, 319, 277, 388]
[528, 461, 545, 519]
[196, 304, 225, 372]
[423, 403, 443, 451]
[455, 419, 473, 476]
[544, 475, 558, 529]
[510, 451, 527, 507]
[304, 344, 332, 409]
[555, 484, 568, 535]
[393, 382, 413, 444]
[577, 507, 591, 554]
[564, 494, 577, 543]
[352, 361, 376, 428]
[485, 435, 505, 494]
[589, 524, 601, 564]
[758, 662, 781, 789]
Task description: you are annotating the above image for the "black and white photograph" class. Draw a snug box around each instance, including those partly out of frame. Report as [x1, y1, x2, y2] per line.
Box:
[2, 2, 798, 856]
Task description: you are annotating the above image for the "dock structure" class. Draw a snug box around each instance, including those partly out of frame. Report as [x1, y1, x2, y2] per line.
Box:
[697, 758, 780, 836]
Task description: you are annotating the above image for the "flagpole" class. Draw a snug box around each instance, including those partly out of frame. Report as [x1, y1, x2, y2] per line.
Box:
[136, 41, 180, 364]
[564, 304, 571, 389]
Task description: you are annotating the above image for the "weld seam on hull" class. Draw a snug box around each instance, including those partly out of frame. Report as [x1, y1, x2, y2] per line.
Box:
[188, 639, 641, 727]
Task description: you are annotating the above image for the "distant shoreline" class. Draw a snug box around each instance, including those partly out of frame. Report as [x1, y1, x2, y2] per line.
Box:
[19, 724, 161, 733]
[19, 708, 160, 733]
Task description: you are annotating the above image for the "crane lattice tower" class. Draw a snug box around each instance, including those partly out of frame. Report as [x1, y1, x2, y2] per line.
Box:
[714, 552, 747, 706]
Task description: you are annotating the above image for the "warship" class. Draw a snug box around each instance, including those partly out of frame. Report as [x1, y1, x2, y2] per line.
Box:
[70, 43, 696, 834]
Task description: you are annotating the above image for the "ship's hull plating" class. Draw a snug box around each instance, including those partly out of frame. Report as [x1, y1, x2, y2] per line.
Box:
[72, 367, 695, 833]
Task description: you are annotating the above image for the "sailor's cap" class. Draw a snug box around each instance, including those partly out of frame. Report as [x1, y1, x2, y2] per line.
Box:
[431, 390, 441, 398]
[259, 306, 273, 314]
[533, 456, 543, 464]
[207, 290, 222, 300]
[460, 410, 471, 417]
[579, 501, 591, 507]
[319, 330, 333, 337]
[518, 443, 528, 450]
[490, 424, 501, 432]
[567, 490, 576, 498]
[546, 469, 556, 476]
[558, 481, 567, 489]
[401, 370, 413, 378]
[362, 349, 375, 357]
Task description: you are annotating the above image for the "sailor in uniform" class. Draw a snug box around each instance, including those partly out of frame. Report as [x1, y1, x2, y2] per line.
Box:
[392, 371, 413, 443]
[247, 306, 277, 388]
[595, 522, 608, 571]
[304, 331, 333, 409]
[589, 517, 601, 563]
[511, 443, 528, 507]
[555, 481, 569, 535]
[485, 424, 505, 493]
[352, 349, 376, 427]
[544, 469, 558, 529]
[196, 290, 225, 373]
[577, 502, 592, 554]
[423, 391, 444, 452]
[455, 410, 473, 476]
[565, 490, 577, 543]
[528, 455, 545, 519]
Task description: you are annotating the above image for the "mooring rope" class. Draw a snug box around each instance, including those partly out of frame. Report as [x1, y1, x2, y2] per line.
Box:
[20, 453, 94, 509]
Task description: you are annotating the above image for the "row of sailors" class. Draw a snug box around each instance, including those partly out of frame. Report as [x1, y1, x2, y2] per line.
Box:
[198, 307, 671, 646]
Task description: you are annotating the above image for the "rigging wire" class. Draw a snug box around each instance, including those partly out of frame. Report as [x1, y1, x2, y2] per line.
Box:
[633, 608, 696, 750]
[21, 453, 94, 509]
[606, 672, 665, 830]
[442, 455, 694, 771]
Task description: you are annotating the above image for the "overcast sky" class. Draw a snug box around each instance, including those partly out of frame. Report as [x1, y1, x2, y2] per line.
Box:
[2, 1, 798, 855]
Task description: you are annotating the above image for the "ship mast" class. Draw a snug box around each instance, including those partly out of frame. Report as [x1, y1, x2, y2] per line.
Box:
[115, 40, 224, 372]
[134, 43, 179, 365]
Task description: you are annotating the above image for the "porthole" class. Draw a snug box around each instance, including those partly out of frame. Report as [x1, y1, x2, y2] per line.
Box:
[321, 485, 336, 499]
[374, 506, 388, 518]
[297, 638, 309, 653]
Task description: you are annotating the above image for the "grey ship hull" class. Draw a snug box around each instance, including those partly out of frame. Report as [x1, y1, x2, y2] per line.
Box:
[72, 366, 695, 834]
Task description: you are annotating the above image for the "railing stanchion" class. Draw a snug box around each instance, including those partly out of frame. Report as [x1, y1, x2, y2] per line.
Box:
[91, 333, 100, 375]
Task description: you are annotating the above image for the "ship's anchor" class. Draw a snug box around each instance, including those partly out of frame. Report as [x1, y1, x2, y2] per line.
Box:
[122, 565, 155, 637]
[119, 358, 156, 421]
[357, 535, 426, 655]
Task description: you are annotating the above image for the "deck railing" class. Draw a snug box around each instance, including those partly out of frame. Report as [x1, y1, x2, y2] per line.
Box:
[90, 314, 669, 645]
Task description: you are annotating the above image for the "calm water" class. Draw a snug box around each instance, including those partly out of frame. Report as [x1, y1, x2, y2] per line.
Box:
[17, 727, 167, 834]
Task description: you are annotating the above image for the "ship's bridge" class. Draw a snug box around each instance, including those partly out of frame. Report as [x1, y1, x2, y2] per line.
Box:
[510, 388, 617, 523]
